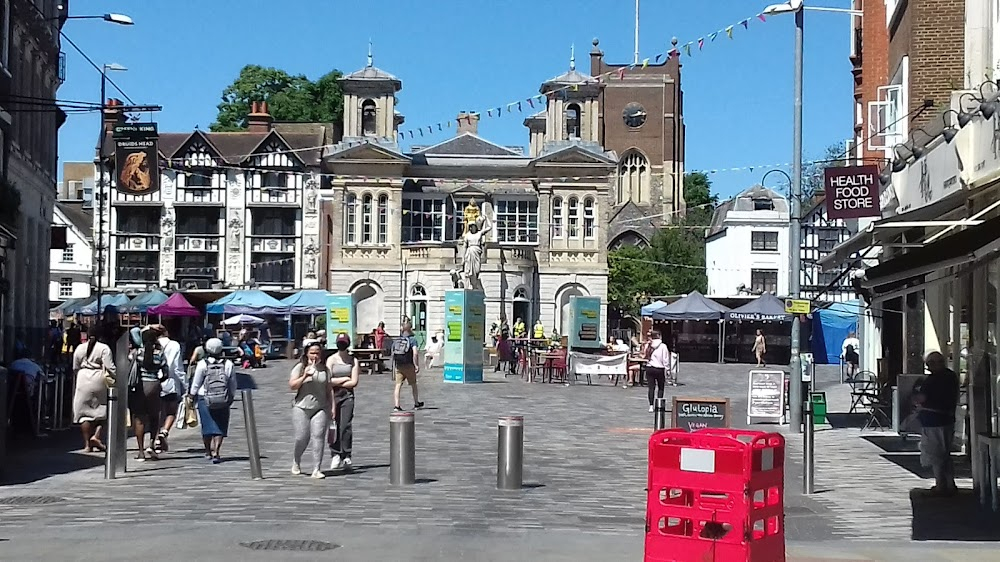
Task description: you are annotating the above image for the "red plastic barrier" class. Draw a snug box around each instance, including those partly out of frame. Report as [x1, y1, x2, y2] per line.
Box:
[644, 428, 785, 562]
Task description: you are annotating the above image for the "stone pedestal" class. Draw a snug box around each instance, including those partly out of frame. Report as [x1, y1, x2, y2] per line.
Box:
[443, 289, 485, 383]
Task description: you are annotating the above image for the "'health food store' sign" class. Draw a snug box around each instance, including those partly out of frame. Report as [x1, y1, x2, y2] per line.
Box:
[825, 165, 881, 219]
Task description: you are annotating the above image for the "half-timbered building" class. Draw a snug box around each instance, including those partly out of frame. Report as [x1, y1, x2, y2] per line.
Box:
[95, 102, 332, 294]
[799, 195, 856, 303]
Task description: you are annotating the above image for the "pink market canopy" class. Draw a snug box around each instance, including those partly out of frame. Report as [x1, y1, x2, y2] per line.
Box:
[148, 293, 201, 317]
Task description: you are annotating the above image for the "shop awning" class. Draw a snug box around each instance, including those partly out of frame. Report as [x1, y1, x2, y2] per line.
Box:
[650, 290, 730, 321]
[861, 214, 1000, 292]
[818, 190, 969, 272]
[725, 293, 791, 322]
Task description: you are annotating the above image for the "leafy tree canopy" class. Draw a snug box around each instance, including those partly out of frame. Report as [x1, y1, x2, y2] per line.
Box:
[683, 171, 718, 227]
[211, 65, 344, 132]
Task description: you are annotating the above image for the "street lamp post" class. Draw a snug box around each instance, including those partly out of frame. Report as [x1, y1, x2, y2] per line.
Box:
[764, 0, 805, 431]
[50, 13, 134, 25]
[95, 63, 127, 313]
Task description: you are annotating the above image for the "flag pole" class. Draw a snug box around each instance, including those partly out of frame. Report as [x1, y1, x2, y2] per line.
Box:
[634, 0, 640, 65]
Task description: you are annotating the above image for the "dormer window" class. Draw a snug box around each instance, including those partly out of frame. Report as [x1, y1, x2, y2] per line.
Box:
[565, 103, 581, 139]
[752, 198, 774, 211]
[361, 99, 377, 136]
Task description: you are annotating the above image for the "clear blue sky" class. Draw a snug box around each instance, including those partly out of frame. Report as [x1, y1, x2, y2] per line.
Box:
[56, 0, 853, 199]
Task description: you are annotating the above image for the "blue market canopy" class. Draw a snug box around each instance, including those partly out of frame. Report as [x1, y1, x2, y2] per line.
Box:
[50, 298, 85, 319]
[279, 290, 330, 315]
[121, 290, 169, 313]
[205, 290, 288, 315]
[78, 293, 131, 316]
[650, 291, 730, 321]
[640, 300, 668, 317]
[725, 293, 791, 322]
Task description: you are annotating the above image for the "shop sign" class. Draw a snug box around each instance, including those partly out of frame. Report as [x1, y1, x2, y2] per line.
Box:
[895, 137, 962, 214]
[969, 112, 1000, 188]
[825, 166, 881, 219]
[114, 122, 160, 196]
[784, 299, 810, 314]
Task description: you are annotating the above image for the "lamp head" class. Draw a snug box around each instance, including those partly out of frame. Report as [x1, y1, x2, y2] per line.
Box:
[982, 100, 997, 120]
[891, 157, 907, 173]
[103, 13, 133, 25]
[943, 127, 958, 143]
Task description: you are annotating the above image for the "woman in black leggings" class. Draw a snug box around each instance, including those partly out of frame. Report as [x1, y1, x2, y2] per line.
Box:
[646, 331, 670, 412]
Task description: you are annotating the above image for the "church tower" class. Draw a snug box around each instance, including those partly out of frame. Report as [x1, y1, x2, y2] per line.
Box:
[539, 46, 601, 146]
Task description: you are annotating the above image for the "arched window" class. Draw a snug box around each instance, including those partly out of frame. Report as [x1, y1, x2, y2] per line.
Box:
[513, 287, 528, 300]
[567, 197, 579, 238]
[410, 284, 427, 298]
[617, 150, 649, 204]
[361, 99, 377, 136]
[344, 193, 357, 244]
[361, 194, 373, 244]
[377, 194, 388, 244]
[565, 103, 581, 139]
[583, 197, 595, 239]
[551, 196, 563, 238]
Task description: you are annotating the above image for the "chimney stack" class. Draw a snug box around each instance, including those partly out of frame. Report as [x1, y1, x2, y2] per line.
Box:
[456, 112, 479, 136]
[103, 98, 124, 128]
[247, 100, 273, 133]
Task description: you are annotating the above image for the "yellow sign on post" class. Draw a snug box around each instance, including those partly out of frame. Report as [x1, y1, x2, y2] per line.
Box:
[784, 299, 811, 314]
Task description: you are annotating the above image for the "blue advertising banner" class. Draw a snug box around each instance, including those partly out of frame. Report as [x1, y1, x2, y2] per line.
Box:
[325, 293, 354, 349]
[443, 289, 484, 383]
[568, 296, 602, 349]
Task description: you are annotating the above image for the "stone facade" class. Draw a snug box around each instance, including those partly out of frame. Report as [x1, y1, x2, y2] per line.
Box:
[321, 56, 635, 341]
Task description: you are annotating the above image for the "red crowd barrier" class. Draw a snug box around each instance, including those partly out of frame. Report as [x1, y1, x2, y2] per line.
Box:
[644, 428, 785, 562]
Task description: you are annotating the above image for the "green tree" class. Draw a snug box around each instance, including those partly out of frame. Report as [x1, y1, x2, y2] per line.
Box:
[608, 230, 708, 316]
[211, 65, 345, 132]
[803, 143, 848, 199]
[683, 171, 718, 226]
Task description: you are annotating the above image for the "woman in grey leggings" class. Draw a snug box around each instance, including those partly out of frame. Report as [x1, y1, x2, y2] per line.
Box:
[289, 342, 333, 479]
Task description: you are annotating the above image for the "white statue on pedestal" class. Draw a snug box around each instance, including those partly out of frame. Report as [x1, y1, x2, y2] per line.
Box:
[454, 200, 492, 291]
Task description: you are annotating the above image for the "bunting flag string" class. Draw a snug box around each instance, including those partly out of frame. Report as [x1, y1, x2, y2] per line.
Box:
[388, 10, 773, 143]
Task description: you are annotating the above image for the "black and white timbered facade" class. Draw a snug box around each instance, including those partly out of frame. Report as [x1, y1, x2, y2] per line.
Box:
[96, 106, 331, 293]
[799, 196, 857, 303]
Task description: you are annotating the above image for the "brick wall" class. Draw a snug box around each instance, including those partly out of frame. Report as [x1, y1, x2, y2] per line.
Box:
[890, 0, 966, 134]
[855, 0, 889, 163]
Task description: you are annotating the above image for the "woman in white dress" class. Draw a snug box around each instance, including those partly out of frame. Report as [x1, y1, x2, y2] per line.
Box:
[72, 327, 116, 452]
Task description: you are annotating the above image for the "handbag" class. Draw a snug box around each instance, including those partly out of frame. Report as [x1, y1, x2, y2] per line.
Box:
[127, 360, 140, 391]
[184, 396, 199, 428]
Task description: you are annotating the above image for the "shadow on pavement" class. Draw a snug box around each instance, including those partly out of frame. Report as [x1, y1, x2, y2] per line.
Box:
[864, 435, 973, 480]
[1, 429, 103, 486]
[911, 488, 1000, 541]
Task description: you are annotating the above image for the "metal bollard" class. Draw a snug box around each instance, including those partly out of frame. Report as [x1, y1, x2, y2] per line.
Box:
[497, 416, 524, 490]
[104, 387, 121, 479]
[803, 399, 815, 494]
[241, 390, 263, 480]
[389, 411, 415, 485]
[653, 398, 669, 430]
[54, 369, 65, 430]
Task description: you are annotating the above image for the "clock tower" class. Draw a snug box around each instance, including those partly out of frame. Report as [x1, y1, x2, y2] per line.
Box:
[590, 38, 686, 248]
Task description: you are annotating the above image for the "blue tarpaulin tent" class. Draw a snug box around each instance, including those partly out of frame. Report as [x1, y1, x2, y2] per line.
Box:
[279, 290, 329, 315]
[811, 300, 861, 364]
[121, 290, 169, 313]
[206, 290, 288, 315]
[78, 293, 131, 316]
[641, 300, 668, 316]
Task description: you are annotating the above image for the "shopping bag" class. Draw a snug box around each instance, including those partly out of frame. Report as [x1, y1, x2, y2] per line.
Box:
[182, 396, 198, 428]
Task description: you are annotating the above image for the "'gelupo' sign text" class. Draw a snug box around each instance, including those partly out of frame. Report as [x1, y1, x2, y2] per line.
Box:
[824, 165, 881, 219]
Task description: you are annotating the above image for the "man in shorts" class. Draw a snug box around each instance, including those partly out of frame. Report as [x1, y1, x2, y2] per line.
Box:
[392, 322, 424, 412]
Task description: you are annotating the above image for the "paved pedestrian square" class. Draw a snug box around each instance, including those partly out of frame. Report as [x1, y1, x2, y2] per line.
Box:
[1, 360, 996, 560]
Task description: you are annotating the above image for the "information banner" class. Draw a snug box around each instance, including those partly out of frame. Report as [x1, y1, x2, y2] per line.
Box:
[325, 293, 354, 349]
[568, 296, 602, 349]
[443, 289, 484, 383]
[569, 352, 627, 376]
[746, 369, 786, 425]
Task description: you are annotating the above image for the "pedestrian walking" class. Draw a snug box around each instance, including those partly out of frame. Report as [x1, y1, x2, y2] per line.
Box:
[841, 331, 861, 380]
[914, 351, 960, 496]
[71, 326, 115, 453]
[753, 329, 767, 367]
[646, 331, 671, 412]
[289, 342, 333, 479]
[188, 338, 237, 464]
[392, 321, 424, 411]
[129, 327, 169, 461]
[326, 333, 360, 471]
[153, 325, 185, 455]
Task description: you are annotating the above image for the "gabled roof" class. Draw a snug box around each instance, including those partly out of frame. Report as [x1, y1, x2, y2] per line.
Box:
[531, 143, 616, 166]
[241, 129, 306, 166]
[412, 133, 522, 157]
[324, 139, 411, 163]
[168, 129, 226, 162]
[54, 202, 93, 242]
[706, 199, 735, 238]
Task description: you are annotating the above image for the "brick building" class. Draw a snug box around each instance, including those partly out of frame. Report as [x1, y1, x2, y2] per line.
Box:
[850, 0, 888, 165]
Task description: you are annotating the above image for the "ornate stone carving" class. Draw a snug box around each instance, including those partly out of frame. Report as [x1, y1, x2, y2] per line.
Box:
[549, 250, 599, 264]
[160, 207, 175, 251]
[303, 237, 320, 278]
[342, 247, 391, 261]
[305, 179, 319, 215]
[228, 212, 243, 251]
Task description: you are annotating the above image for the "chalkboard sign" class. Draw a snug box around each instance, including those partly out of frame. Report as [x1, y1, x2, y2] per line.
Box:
[747, 369, 786, 425]
[672, 397, 730, 431]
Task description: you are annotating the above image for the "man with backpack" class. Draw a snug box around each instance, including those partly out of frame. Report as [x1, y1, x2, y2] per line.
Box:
[393, 321, 424, 412]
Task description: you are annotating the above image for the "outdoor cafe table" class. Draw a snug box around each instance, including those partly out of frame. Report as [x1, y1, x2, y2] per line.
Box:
[530, 349, 564, 383]
[351, 348, 383, 374]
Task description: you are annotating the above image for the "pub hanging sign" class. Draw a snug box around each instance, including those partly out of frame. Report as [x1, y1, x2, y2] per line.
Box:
[114, 122, 159, 196]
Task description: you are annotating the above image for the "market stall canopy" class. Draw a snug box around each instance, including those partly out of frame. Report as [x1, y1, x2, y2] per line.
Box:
[148, 292, 201, 317]
[222, 314, 265, 326]
[812, 300, 861, 364]
[121, 290, 169, 313]
[205, 290, 288, 315]
[50, 298, 86, 319]
[279, 290, 330, 315]
[725, 294, 791, 322]
[650, 291, 730, 321]
[79, 293, 130, 316]
[640, 300, 669, 317]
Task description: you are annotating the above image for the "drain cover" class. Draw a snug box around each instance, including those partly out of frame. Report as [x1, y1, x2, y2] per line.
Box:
[0, 496, 63, 506]
[240, 540, 340, 552]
